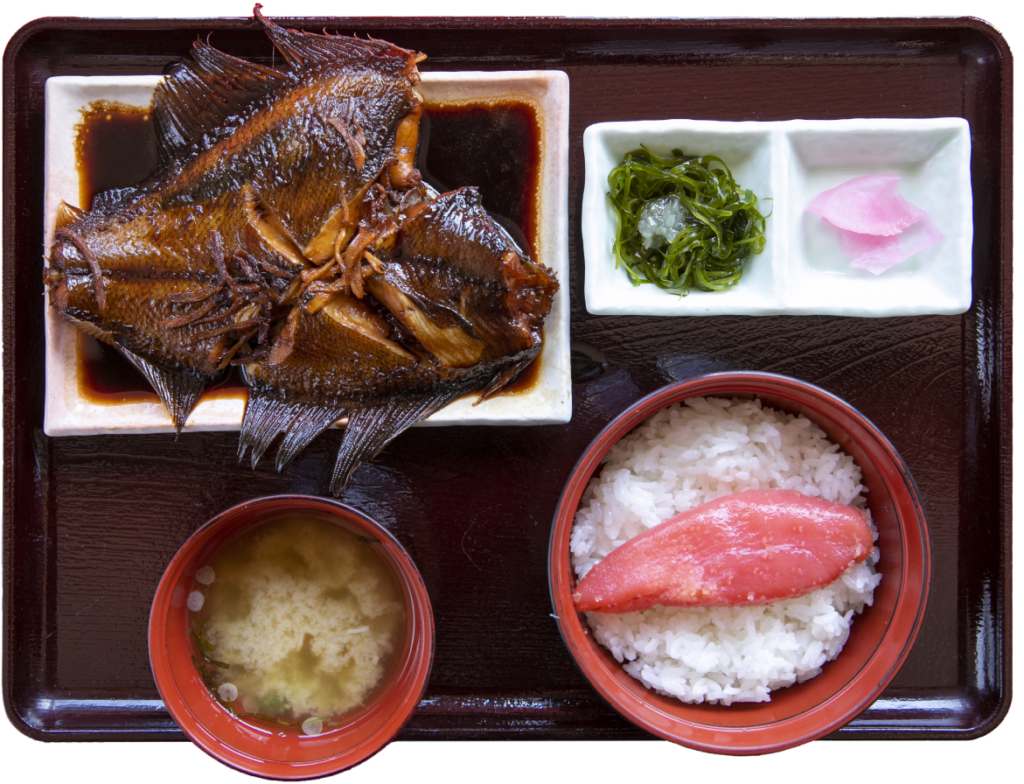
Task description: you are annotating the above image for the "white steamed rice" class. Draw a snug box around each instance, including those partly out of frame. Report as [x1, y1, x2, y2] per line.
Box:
[570, 396, 882, 705]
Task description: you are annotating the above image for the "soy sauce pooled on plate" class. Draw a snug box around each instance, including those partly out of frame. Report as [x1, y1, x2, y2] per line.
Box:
[75, 101, 159, 212]
[188, 516, 407, 733]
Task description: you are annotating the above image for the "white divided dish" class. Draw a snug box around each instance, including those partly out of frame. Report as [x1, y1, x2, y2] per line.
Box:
[582, 118, 972, 317]
[43, 72, 571, 436]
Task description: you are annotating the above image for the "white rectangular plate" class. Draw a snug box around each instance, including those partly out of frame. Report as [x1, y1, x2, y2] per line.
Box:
[582, 117, 972, 318]
[43, 71, 571, 436]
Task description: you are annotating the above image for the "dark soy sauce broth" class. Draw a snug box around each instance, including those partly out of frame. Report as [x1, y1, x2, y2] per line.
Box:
[76, 102, 158, 211]
[418, 100, 543, 397]
[417, 101, 540, 260]
[73, 98, 543, 405]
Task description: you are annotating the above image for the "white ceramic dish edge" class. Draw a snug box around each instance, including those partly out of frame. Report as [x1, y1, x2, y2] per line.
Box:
[43, 71, 571, 436]
[582, 117, 972, 318]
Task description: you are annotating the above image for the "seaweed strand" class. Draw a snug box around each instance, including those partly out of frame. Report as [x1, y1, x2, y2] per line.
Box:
[607, 147, 769, 294]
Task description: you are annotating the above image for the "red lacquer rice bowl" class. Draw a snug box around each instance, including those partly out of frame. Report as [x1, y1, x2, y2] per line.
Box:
[549, 372, 930, 754]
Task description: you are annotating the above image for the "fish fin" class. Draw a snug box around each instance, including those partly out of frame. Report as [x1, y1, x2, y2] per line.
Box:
[239, 386, 346, 471]
[153, 36, 288, 163]
[73, 319, 116, 345]
[243, 185, 310, 269]
[365, 276, 483, 368]
[90, 186, 138, 214]
[120, 349, 206, 435]
[55, 201, 85, 229]
[254, 5, 423, 74]
[411, 295, 477, 339]
[238, 388, 290, 467]
[329, 390, 463, 494]
[275, 405, 347, 473]
[475, 350, 539, 403]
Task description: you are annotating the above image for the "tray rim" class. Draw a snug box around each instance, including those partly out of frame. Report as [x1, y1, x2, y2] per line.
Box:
[3, 13, 1013, 744]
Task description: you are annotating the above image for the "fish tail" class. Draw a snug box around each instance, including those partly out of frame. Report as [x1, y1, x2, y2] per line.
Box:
[238, 389, 292, 467]
[239, 385, 347, 472]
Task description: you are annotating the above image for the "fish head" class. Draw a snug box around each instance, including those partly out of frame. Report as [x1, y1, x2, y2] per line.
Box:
[46, 200, 252, 377]
[385, 187, 559, 364]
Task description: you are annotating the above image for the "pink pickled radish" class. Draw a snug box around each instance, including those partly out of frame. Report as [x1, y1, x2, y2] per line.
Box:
[839, 217, 944, 275]
[806, 174, 925, 236]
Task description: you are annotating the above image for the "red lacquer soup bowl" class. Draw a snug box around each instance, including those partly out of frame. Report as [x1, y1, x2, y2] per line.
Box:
[149, 496, 434, 779]
[549, 372, 930, 754]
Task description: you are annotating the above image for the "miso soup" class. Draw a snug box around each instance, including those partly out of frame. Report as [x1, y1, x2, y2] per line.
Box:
[188, 516, 407, 730]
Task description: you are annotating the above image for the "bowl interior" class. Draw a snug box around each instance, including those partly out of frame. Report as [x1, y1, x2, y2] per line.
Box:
[150, 496, 434, 779]
[550, 373, 929, 753]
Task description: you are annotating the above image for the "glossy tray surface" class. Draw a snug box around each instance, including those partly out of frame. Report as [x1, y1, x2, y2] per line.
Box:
[3, 16, 1011, 741]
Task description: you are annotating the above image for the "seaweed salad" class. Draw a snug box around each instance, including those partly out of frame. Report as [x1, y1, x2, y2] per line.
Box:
[606, 148, 768, 294]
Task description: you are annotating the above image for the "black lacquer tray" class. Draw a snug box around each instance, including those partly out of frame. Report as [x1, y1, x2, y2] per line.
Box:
[3, 16, 1011, 740]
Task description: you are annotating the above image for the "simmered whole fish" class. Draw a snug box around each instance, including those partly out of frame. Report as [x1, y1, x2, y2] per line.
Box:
[45, 7, 558, 494]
